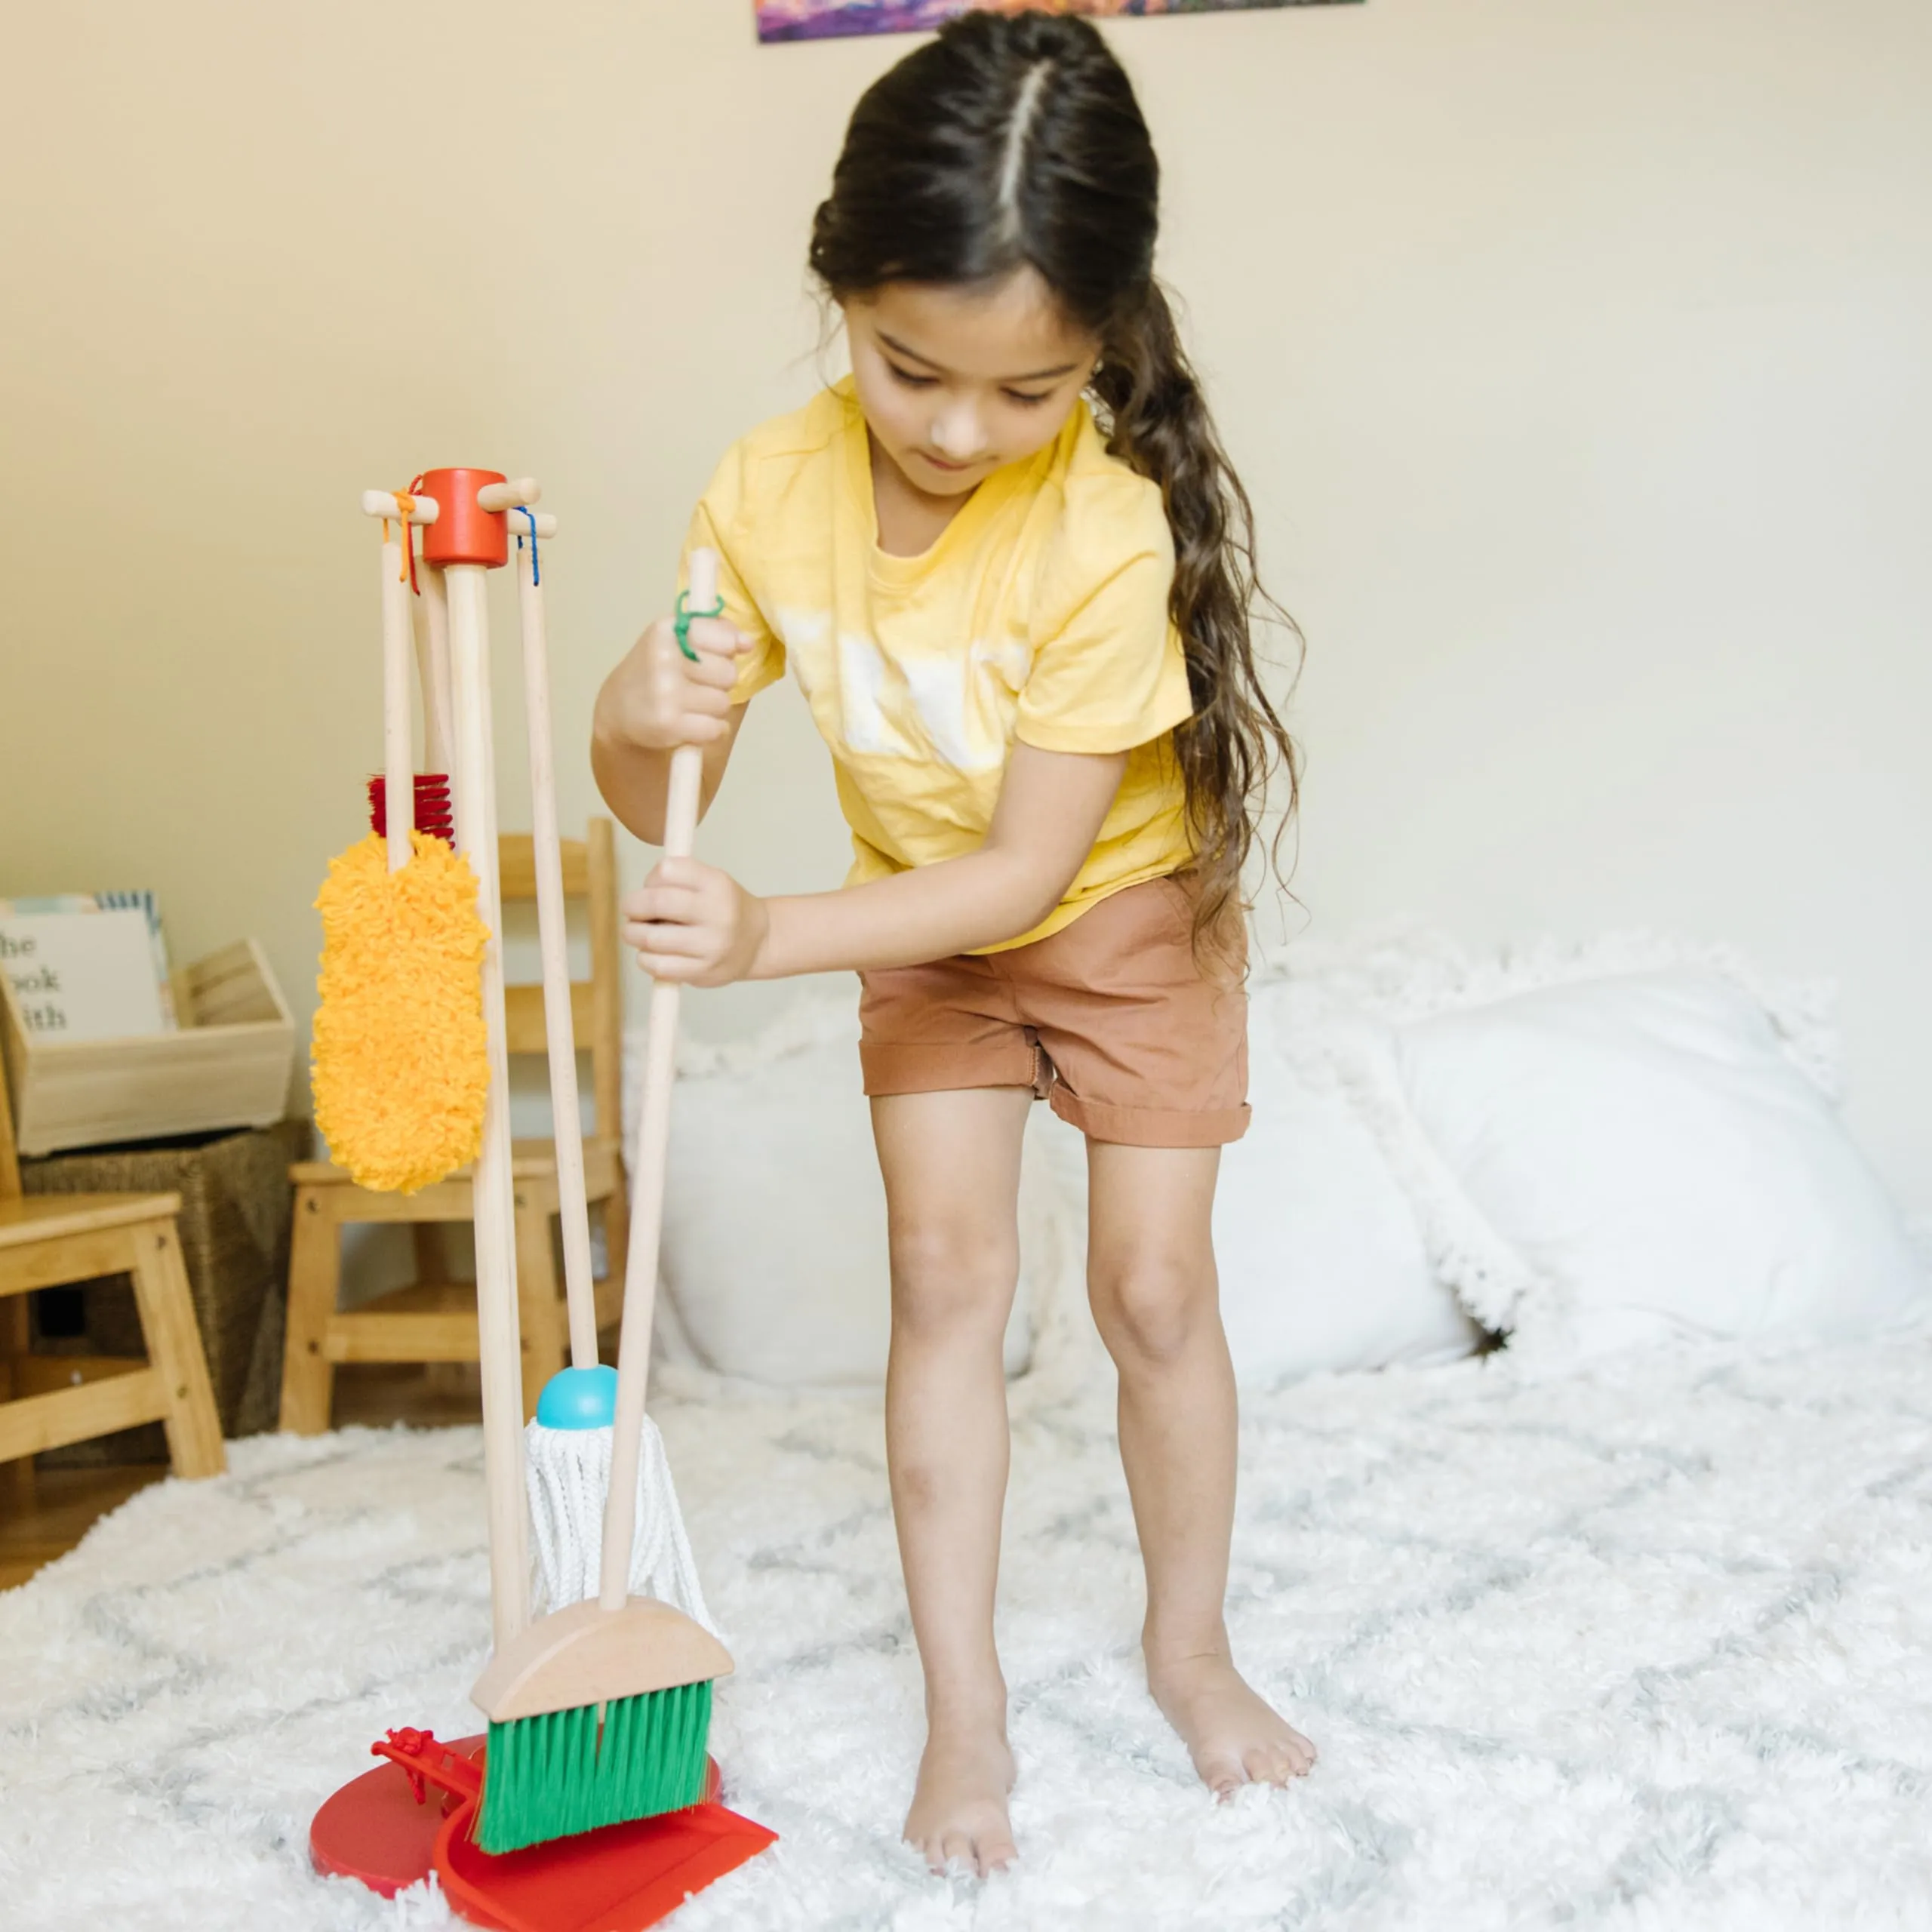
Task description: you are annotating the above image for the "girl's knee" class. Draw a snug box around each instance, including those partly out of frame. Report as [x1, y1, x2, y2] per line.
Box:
[890, 1223, 1019, 1341]
[1089, 1254, 1215, 1369]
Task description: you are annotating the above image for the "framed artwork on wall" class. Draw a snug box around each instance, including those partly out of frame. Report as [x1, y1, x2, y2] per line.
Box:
[757, 1, 1360, 45]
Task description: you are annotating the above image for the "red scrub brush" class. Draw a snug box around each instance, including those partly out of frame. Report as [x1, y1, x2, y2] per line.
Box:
[370, 773, 454, 844]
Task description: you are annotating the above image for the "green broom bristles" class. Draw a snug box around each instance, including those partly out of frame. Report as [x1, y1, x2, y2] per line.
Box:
[476, 1678, 713, 1854]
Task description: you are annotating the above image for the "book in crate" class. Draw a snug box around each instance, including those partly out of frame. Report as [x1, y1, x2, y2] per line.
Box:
[1, 940, 295, 1155]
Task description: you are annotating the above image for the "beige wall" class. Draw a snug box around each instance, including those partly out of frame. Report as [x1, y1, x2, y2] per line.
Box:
[4, 1, 1928, 1207]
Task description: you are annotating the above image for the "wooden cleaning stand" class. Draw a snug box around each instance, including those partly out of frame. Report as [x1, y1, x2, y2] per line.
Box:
[308, 472, 771, 1932]
[352, 467, 541, 1642]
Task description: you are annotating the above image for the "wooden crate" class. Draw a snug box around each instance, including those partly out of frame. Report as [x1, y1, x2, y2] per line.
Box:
[0, 940, 295, 1156]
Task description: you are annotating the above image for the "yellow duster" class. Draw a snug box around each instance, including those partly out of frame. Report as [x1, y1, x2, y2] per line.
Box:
[311, 829, 490, 1195]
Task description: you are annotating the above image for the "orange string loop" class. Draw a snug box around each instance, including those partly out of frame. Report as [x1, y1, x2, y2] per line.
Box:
[398, 485, 423, 595]
[392, 494, 417, 583]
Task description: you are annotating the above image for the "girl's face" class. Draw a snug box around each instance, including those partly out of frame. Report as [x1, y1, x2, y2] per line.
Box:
[842, 270, 1100, 501]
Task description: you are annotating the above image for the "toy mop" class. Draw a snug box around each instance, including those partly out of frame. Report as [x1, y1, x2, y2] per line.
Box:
[306, 475, 773, 1932]
[518, 533, 716, 1638]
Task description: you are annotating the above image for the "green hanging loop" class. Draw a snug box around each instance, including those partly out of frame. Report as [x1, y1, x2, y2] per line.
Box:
[672, 588, 725, 663]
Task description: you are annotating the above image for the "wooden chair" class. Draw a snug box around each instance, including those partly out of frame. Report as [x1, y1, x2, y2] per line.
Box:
[0, 1024, 226, 1495]
[278, 817, 629, 1432]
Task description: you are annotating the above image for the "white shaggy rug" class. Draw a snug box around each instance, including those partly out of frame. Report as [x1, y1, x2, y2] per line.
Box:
[6, 1332, 1932, 1932]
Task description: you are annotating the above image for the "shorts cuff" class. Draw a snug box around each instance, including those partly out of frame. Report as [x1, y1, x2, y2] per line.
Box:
[1049, 1091, 1251, 1148]
[860, 1039, 1040, 1097]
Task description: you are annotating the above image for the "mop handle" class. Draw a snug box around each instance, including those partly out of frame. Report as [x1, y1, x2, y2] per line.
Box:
[598, 550, 717, 1614]
[513, 509, 601, 1370]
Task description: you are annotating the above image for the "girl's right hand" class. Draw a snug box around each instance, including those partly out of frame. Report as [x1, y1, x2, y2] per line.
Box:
[596, 610, 755, 750]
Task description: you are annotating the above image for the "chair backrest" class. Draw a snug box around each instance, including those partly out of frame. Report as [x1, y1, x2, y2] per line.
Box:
[0, 1033, 18, 1199]
[496, 817, 623, 1145]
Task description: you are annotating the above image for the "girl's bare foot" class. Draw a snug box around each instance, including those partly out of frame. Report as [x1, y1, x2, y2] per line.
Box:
[1147, 1647, 1316, 1796]
[903, 1712, 1019, 1877]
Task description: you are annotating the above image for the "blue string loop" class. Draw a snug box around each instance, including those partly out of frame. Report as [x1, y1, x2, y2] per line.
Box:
[517, 506, 540, 586]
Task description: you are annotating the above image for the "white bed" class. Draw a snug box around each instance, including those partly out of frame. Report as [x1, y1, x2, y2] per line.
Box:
[5, 930, 1928, 1929]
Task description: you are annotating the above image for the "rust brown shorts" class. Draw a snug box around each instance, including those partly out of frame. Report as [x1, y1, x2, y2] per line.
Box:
[857, 874, 1250, 1148]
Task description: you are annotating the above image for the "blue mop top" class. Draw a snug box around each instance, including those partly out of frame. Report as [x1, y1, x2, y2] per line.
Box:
[534, 1363, 619, 1430]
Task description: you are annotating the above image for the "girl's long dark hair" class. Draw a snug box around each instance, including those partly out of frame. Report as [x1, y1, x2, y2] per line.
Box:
[810, 9, 1300, 954]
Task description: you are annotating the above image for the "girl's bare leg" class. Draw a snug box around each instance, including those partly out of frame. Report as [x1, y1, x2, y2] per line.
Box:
[1085, 1140, 1317, 1795]
[873, 1086, 1033, 1876]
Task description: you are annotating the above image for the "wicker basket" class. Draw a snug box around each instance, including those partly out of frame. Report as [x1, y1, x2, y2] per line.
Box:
[20, 1121, 303, 1461]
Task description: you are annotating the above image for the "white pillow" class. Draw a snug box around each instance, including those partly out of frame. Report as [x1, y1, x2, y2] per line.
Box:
[1029, 977, 1481, 1388]
[643, 999, 1038, 1389]
[1389, 969, 1929, 1360]
[1229, 986, 1481, 1376]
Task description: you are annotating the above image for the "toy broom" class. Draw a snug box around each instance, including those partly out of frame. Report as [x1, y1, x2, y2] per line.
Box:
[471, 550, 732, 1854]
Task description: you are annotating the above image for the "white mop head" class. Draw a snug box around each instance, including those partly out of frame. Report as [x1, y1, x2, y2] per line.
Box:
[524, 1414, 720, 1637]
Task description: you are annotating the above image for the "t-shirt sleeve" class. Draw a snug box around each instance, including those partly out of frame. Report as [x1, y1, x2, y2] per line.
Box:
[678, 443, 785, 708]
[1014, 485, 1194, 755]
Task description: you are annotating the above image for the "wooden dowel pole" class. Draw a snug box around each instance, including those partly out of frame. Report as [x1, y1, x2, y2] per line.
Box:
[361, 488, 440, 525]
[598, 549, 715, 1614]
[513, 523, 599, 1370]
[446, 558, 529, 1651]
[476, 477, 541, 513]
[413, 562, 454, 777]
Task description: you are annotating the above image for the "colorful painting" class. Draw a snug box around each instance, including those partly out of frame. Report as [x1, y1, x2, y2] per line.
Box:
[757, 1, 1360, 45]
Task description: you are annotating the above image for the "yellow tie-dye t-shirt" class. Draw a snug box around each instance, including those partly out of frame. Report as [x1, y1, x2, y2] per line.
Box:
[683, 378, 1194, 952]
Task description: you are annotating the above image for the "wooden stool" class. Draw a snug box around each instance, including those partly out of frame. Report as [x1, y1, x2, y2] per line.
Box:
[278, 819, 629, 1433]
[0, 1048, 226, 1489]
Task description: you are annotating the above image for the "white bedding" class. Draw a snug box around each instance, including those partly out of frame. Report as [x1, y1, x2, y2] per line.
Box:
[645, 930, 1928, 1391]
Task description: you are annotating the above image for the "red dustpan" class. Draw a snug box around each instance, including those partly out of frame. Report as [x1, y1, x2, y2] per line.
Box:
[312, 1730, 775, 1932]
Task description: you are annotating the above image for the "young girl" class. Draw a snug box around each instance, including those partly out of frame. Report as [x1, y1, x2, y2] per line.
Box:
[592, 10, 1310, 1878]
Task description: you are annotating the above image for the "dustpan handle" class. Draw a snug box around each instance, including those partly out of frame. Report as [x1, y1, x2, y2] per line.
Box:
[598, 549, 716, 1613]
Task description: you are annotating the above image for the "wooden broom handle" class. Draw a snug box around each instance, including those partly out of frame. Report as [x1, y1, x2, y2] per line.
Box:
[598, 550, 715, 1612]
[512, 512, 601, 1370]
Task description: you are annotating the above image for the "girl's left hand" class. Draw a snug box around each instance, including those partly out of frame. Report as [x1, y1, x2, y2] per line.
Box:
[620, 858, 771, 987]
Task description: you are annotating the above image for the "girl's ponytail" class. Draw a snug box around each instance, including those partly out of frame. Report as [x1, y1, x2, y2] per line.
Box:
[1091, 285, 1299, 955]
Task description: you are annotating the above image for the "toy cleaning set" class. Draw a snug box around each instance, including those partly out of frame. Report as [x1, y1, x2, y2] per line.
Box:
[306, 469, 774, 1930]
